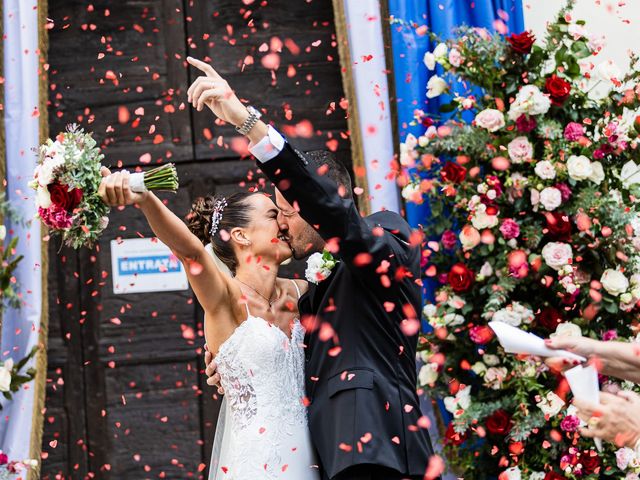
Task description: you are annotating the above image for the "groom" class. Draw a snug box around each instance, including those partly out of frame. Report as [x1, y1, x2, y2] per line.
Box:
[189, 57, 436, 480]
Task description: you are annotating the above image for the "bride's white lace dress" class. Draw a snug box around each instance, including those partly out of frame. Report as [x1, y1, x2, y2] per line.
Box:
[209, 297, 319, 479]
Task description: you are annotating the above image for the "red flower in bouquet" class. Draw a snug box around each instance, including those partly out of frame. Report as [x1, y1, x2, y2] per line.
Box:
[448, 263, 474, 292]
[440, 162, 467, 183]
[544, 212, 573, 241]
[507, 31, 535, 54]
[485, 409, 512, 435]
[544, 472, 567, 480]
[444, 422, 468, 446]
[0, 453, 7, 465]
[441, 230, 458, 250]
[516, 114, 537, 133]
[581, 450, 601, 474]
[545, 75, 572, 106]
[537, 307, 564, 331]
[469, 325, 494, 344]
[48, 182, 83, 212]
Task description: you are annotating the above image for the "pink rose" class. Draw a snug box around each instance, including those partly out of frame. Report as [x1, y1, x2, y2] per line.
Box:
[38, 205, 73, 230]
[564, 122, 585, 141]
[475, 109, 505, 132]
[507, 136, 533, 163]
[459, 225, 481, 251]
[507, 250, 529, 278]
[560, 415, 580, 432]
[499, 219, 520, 240]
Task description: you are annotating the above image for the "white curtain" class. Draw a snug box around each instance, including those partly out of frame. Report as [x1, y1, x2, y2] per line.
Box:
[0, 0, 43, 460]
[343, 0, 400, 214]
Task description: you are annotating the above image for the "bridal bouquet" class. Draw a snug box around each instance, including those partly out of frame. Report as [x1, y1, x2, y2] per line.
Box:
[400, 1, 640, 478]
[0, 452, 37, 480]
[31, 125, 178, 248]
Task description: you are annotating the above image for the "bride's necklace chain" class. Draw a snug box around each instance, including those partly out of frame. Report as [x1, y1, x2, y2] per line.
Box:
[235, 278, 278, 307]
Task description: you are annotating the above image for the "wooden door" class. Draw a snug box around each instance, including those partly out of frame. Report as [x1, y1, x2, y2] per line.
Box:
[41, 0, 350, 478]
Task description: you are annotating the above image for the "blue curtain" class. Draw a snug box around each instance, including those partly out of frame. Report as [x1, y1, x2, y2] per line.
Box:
[389, 0, 525, 228]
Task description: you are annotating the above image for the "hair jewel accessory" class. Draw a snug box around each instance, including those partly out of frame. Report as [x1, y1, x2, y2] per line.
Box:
[209, 198, 228, 237]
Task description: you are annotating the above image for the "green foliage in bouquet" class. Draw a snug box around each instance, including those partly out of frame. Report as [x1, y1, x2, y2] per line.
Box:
[401, 1, 640, 478]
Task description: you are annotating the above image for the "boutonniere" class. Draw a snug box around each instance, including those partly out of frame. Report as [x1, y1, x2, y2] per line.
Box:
[305, 251, 338, 284]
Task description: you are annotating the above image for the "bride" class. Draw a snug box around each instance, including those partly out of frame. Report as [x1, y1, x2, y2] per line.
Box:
[98, 168, 320, 480]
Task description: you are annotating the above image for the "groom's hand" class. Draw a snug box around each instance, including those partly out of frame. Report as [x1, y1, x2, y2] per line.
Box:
[204, 344, 224, 394]
[186, 57, 249, 127]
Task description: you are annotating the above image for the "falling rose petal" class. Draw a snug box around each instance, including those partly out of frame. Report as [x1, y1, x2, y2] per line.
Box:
[400, 318, 420, 336]
[261, 53, 281, 70]
[424, 455, 445, 480]
[417, 416, 431, 429]
[181, 325, 195, 340]
[338, 443, 352, 452]
[328, 346, 342, 357]
[139, 153, 152, 164]
[318, 322, 334, 342]
[189, 261, 203, 276]
[118, 106, 130, 124]
[415, 25, 428, 36]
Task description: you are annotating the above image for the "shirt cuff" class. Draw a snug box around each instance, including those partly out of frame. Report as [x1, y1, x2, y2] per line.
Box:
[248, 125, 286, 163]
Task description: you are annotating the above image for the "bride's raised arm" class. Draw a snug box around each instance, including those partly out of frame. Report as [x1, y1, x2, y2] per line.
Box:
[98, 168, 235, 317]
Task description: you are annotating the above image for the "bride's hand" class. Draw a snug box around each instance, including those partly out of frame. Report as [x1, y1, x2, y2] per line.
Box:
[204, 344, 224, 394]
[98, 167, 148, 206]
[186, 57, 249, 128]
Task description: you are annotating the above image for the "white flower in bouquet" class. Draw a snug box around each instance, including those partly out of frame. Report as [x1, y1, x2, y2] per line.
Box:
[35, 156, 65, 187]
[433, 42, 448, 59]
[620, 160, 640, 188]
[508, 85, 551, 120]
[500, 466, 521, 480]
[35, 186, 52, 209]
[616, 447, 637, 471]
[418, 134, 430, 147]
[448, 48, 463, 67]
[484, 366, 508, 390]
[539, 187, 562, 211]
[589, 161, 605, 185]
[542, 242, 573, 270]
[475, 108, 505, 132]
[423, 52, 436, 70]
[423, 304, 437, 319]
[529, 473, 546, 480]
[478, 261, 493, 279]
[0, 359, 13, 392]
[459, 225, 481, 251]
[552, 322, 582, 338]
[536, 391, 565, 416]
[0, 225, 6, 242]
[588, 33, 606, 52]
[483, 354, 500, 366]
[444, 384, 471, 417]
[471, 205, 499, 229]
[305, 251, 338, 284]
[443, 313, 465, 326]
[401, 183, 421, 201]
[567, 23, 588, 40]
[447, 295, 466, 309]
[530, 188, 540, 210]
[418, 362, 439, 385]
[601, 269, 630, 296]
[471, 362, 487, 376]
[567, 155, 593, 181]
[399, 142, 417, 167]
[427, 75, 448, 98]
[595, 60, 623, 83]
[534, 160, 557, 180]
[507, 136, 533, 164]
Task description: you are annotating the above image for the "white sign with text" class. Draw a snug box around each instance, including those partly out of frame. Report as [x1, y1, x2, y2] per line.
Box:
[110, 238, 189, 294]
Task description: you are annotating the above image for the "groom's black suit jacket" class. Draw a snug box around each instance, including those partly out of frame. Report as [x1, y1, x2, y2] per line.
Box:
[259, 142, 435, 479]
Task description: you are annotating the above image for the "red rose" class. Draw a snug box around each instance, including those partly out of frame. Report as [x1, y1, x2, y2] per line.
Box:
[544, 473, 567, 480]
[485, 409, 512, 436]
[545, 75, 572, 106]
[440, 162, 467, 183]
[0, 453, 7, 465]
[444, 422, 468, 446]
[448, 263, 474, 292]
[544, 212, 572, 241]
[48, 182, 83, 212]
[581, 450, 601, 474]
[537, 307, 563, 331]
[469, 325, 494, 344]
[507, 31, 535, 54]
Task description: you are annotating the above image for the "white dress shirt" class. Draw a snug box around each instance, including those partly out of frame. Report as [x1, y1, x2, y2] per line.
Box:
[248, 125, 286, 163]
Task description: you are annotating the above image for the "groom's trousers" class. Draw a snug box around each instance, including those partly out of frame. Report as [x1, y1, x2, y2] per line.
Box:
[323, 464, 429, 480]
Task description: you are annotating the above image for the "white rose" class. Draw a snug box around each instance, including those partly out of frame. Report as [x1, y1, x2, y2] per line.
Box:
[595, 60, 622, 83]
[529, 473, 546, 480]
[507, 136, 534, 164]
[601, 269, 630, 296]
[423, 52, 436, 70]
[483, 354, 500, 366]
[552, 322, 582, 338]
[471, 362, 487, 375]
[423, 304, 437, 318]
[443, 313, 465, 326]
[537, 391, 565, 416]
[567, 155, 593, 181]
[447, 295, 466, 310]
[479, 261, 493, 278]
[448, 48, 463, 67]
[620, 161, 640, 188]
[35, 186, 52, 209]
[401, 183, 421, 201]
[508, 85, 551, 120]
[492, 307, 523, 327]
[534, 160, 557, 180]
[433, 42, 448, 59]
[501, 467, 521, 480]
[540, 187, 562, 211]
[0, 364, 11, 392]
[426, 75, 448, 98]
[475, 108, 505, 132]
[589, 161, 605, 185]
[616, 447, 636, 471]
[305, 252, 332, 284]
[0, 226, 6, 242]
[542, 242, 573, 271]
[418, 363, 439, 385]
[418, 135, 430, 147]
[444, 384, 471, 417]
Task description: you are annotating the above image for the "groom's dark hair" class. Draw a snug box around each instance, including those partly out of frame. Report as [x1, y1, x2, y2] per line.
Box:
[304, 150, 353, 200]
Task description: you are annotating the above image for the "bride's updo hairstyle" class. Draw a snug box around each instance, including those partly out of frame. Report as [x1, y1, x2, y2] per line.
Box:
[186, 192, 256, 274]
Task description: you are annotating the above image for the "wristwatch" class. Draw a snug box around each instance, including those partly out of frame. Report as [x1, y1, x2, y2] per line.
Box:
[235, 106, 262, 136]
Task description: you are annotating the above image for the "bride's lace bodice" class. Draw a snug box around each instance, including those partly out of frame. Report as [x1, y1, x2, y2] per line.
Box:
[210, 313, 317, 479]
